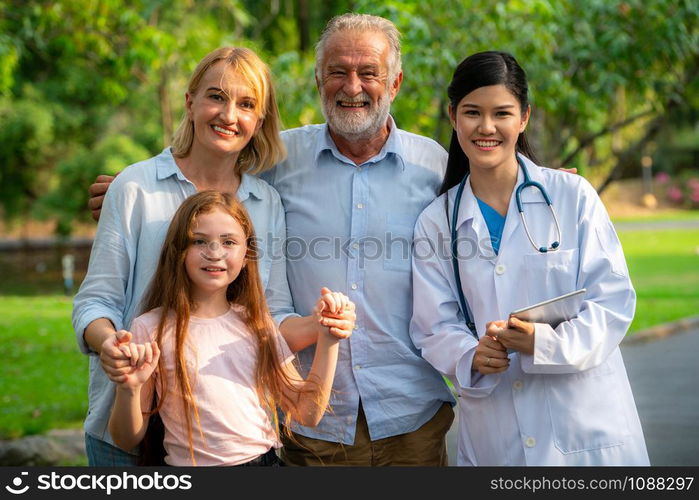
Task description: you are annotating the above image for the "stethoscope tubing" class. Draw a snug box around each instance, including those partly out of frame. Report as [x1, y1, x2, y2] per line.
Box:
[449, 155, 562, 337]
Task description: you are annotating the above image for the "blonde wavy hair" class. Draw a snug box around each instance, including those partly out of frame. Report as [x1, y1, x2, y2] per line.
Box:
[171, 47, 286, 174]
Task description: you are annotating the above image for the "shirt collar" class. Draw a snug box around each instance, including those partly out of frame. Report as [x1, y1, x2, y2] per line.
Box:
[155, 147, 186, 181]
[314, 116, 406, 170]
[454, 153, 537, 229]
[155, 147, 264, 201]
[236, 172, 263, 202]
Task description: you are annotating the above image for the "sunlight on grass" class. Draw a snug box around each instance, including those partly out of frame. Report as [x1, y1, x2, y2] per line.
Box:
[0, 296, 87, 438]
[619, 229, 699, 332]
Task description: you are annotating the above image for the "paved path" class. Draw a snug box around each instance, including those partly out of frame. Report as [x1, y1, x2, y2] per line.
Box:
[446, 327, 699, 465]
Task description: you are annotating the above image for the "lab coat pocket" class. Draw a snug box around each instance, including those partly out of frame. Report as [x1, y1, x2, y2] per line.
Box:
[523, 248, 578, 300]
[460, 395, 508, 465]
[546, 362, 629, 454]
[383, 213, 414, 272]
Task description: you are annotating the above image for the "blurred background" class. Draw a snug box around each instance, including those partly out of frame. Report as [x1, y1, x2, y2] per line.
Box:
[0, 0, 697, 464]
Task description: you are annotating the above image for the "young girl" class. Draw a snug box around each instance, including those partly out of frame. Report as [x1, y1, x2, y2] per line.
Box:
[410, 51, 649, 465]
[105, 190, 353, 466]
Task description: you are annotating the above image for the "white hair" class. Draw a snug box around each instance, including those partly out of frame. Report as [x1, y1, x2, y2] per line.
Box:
[315, 13, 402, 84]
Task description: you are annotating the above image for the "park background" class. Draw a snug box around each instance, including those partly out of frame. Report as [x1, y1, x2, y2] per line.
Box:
[0, 0, 697, 465]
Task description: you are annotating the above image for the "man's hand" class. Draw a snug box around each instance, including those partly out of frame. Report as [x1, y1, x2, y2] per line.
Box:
[88, 174, 117, 222]
[558, 167, 577, 174]
[100, 329, 133, 382]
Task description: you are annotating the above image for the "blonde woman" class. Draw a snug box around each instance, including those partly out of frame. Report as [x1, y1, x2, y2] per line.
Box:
[73, 47, 354, 465]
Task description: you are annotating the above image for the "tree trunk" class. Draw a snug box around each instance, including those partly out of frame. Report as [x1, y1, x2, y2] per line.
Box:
[296, 0, 310, 52]
[159, 66, 173, 147]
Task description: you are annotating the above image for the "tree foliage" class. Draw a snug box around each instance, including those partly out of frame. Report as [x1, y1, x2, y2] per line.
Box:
[1, 0, 697, 235]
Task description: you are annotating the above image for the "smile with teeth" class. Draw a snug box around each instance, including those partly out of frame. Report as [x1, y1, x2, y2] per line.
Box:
[212, 125, 237, 136]
[202, 266, 226, 272]
[338, 101, 367, 108]
[474, 140, 501, 148]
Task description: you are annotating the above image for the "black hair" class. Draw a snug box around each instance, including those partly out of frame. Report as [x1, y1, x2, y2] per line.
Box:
[439, 51, 538, 195]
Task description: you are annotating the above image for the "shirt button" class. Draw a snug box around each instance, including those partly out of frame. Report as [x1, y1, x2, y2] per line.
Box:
[354, 365, 361, 370]
[353, 325, 358, 330]
[525, 437, 536, 448]
[356, 203, 364, 209]
[351, 283, 358, 290]
[346, 416, 353, 424]
[495, 264, 506, 275]
[357, 167, 363, 172]
[352, 243, 359, 250]
[513, 380, 523, 390]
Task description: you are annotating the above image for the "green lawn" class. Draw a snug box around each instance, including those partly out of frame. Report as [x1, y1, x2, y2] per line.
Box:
[618, 228, 699, 332]
[0, 296, 88, 439]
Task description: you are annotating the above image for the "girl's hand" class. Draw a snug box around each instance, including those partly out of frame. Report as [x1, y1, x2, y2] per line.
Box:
[490, 317, 535, 355]
[314, 287, 356, 340]
[110, 341, 160, 389]
[473, 321, 510, 374]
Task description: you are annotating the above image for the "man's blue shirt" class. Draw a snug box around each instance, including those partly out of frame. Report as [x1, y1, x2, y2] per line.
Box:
[262, 121, 455, 444]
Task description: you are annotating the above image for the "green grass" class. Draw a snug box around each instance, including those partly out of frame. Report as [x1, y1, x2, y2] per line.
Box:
[612, 211, 699, 224]
[0, 296, 88, 439]
[619, 228, 699, 332]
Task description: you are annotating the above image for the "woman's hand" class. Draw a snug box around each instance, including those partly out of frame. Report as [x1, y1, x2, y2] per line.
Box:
[473, 321, 510, 374]
[314, 287, 356, 340]
[490, 317, 536, 355]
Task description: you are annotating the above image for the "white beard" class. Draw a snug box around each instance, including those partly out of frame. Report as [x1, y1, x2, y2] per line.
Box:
[320, 88, 391, 141]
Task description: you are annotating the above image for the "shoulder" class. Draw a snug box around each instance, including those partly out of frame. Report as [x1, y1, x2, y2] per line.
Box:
[395, 128, 448, 159]
[534, 163, 599, 200]
[280, 124, 324, 151]
[415, 191, 449, 234]
[130, 308, 164, 337]
[111, 151, 164, 184]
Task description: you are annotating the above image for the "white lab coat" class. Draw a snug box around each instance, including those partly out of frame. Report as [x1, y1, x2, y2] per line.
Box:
[410, 155, 649, 465]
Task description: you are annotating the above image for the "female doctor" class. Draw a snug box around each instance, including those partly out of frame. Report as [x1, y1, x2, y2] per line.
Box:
[410, 51, 649, 465]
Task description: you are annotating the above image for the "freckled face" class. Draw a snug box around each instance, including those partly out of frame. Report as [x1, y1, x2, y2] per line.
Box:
[450, 84, 530, 173]
[186, 62, 263, 159]
[184, 208, 248, 300]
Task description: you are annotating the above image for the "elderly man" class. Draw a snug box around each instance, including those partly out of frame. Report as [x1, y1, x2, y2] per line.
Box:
[259, 14, 454, 466]
[87, 14, 455, 466]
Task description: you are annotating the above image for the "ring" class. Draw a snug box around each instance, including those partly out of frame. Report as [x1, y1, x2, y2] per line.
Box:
[485, 357, 491, 367]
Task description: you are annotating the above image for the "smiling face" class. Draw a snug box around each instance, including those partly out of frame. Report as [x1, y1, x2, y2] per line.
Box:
[450, 84, 530, 173]
[186, 61, 263, 160]
[317, 30, 402, 140]
[184, 208, 248, 303]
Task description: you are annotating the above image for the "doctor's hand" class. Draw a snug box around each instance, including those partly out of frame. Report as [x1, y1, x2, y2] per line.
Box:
[473, 323, 510, 375]
[490, 317, 536, 355]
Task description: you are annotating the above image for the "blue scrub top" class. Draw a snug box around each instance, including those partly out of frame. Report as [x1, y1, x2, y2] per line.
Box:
[476, 197, 506, 255]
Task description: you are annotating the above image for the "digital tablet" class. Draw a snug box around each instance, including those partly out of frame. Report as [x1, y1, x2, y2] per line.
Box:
[509, 289, 586, 328]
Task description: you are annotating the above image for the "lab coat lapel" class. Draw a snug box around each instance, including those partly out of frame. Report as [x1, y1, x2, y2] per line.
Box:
[455, 177, 491, 265]
[498, 164, 526, 256]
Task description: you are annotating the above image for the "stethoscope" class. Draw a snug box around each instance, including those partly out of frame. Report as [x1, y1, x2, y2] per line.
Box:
[449, 155, 562, 338]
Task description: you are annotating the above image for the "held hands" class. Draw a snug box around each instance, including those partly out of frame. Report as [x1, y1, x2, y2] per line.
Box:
[88, 173, 117, 221]
[486, 317, 536, 356]
[314, 287, 356, 340]
[473, 322, 510, 374]
[100, 330, 160, 389]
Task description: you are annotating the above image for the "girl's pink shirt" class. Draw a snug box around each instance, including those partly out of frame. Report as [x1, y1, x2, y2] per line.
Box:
[131, 305, 294, 466]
